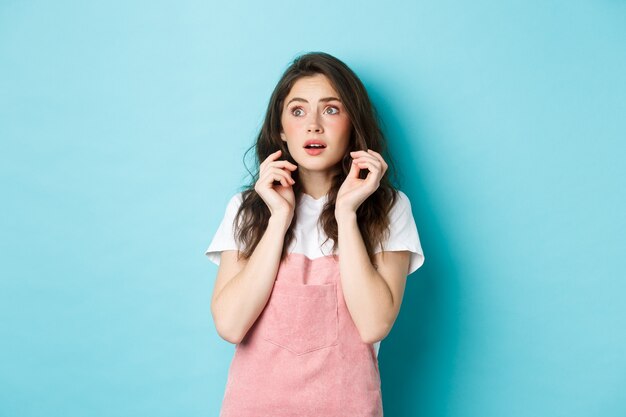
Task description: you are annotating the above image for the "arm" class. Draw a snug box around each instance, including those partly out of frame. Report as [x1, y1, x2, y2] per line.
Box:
[211, 150, 298, 344]
[336, 210, 410, 344]
[211, 215, 291, 344]
[335, 149, 411, 344]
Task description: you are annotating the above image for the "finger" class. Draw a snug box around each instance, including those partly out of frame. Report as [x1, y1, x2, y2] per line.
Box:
[350, 150, 368, 158]
[260, 150, 283, 172]
[359, 161, 382, 188]
[356, 153, 385, 171]
[271, 170, 294, 188]
[262, 154, 298, 177]
[269, 165, 296, 183]
[265, 171, 290, 188]
[367, 149, 388, 169]
[366, 149, 382, 163]
[347, 157, 361, 179]
[262, 167, 295, 187]
[268, 160, 298, 171]
[354, 159, 381, 176]
[352, 155, 380, 167]
[353, 154, 376, 162]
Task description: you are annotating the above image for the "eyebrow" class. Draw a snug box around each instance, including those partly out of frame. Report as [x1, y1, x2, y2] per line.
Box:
[286, 97, 342, 106]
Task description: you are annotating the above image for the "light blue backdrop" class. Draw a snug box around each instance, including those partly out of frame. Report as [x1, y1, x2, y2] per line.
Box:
[1, 1, 624, 416]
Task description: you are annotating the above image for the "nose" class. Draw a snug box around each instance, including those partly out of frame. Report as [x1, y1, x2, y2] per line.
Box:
[307, 115, 323, 134]
[307, 122, 323, 133]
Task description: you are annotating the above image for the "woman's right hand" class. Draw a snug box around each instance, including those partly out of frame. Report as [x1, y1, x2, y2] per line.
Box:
[254, 150, 298, 221]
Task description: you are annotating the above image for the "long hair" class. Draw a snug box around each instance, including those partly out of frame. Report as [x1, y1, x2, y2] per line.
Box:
[233, 51, 401, 267]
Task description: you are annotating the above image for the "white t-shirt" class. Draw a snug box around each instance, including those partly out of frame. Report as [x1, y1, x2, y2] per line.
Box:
[205, 190, 425, 357]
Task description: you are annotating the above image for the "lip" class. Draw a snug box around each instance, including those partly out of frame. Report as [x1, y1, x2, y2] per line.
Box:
[304, 147, 325, 156]
[303, 139, 327, 148]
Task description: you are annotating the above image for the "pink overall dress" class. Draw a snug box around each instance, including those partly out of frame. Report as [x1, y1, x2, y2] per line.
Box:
[219, 252, 384, 416]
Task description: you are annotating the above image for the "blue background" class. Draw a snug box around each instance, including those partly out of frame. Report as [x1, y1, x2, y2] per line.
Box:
[1, 1, 625, 416]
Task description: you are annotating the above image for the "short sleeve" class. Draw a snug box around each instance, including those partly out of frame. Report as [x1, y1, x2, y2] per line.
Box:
[376, 190, 425, 275]
[204, 192, 244, 266]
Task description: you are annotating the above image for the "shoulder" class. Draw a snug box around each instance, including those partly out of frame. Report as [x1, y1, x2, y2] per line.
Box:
[217, 191, 246, 229]
[230, 191, 245, 204]
[389, 190, 412, 217]
[385, 190, 418, 237]
[394, 190, 411, 207]
[225, 191, 245, 212]
[379, 189, 425, 274]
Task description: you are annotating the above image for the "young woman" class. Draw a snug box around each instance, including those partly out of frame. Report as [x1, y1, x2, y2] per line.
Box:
[205, 51, 425, 416]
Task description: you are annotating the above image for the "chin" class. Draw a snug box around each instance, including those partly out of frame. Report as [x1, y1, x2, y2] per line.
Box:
[299, 158, 342, 171]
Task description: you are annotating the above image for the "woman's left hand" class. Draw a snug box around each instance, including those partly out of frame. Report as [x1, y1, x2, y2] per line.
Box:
[336, 149, 388, 215]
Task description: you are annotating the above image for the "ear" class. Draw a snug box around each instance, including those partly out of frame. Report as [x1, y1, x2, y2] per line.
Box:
[280, 131, 287, 142]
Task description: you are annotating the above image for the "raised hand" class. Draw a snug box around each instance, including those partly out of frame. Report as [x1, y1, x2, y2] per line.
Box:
[254, 149, 298, 221]
[336, 149, 388, 215]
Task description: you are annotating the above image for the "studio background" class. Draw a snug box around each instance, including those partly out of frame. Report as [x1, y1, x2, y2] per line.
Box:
[1, 1, 625, 416]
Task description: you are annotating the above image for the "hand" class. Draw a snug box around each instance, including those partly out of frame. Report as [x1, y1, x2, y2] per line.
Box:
[336, 149, 388, 215]
[254, 150, 298, 220]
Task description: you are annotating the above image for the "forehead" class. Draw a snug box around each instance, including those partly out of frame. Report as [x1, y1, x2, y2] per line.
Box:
[285, 74, 339, 99]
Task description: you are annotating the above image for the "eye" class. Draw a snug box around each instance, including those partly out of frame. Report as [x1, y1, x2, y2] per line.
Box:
[291, 107, 304, 117]
[325, 106, 339, 115]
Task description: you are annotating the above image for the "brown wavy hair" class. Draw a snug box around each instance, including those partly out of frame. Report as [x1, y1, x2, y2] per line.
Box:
[233, 51, 401, 267]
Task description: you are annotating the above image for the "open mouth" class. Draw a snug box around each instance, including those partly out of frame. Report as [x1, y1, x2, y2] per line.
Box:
[304, 139, 327, 149]
[304, 143, 326, 155]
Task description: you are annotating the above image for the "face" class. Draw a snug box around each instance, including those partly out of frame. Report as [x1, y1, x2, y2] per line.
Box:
[280, 73, 352, 173]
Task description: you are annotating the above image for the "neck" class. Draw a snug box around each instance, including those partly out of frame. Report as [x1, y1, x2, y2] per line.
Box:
[298, 167, 336, 199]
